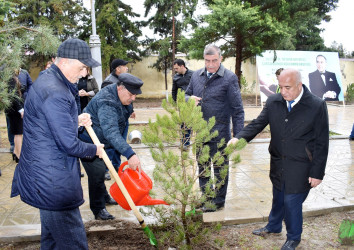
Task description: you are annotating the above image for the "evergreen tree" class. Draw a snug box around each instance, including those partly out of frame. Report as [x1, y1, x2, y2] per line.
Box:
[142, 90, 246, 248]
[93, 0, 143, 72]
[0, 21, 59, 110]
[143, 0, 197, 90]
[8, 0, 88, 40]
[182, 0, 338, 81]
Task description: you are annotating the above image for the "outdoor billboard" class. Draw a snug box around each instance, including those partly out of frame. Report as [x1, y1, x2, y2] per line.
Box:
[256, 50, 343, 102]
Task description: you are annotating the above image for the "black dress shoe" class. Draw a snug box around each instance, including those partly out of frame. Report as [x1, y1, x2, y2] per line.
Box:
[95, 208, 115, 220]
[252, 227, 280, 236]
[105, 196, 118, 205]
[104, 172, 111, 181]
[281, 240, 300, 250]
[201, 203, 224, 213]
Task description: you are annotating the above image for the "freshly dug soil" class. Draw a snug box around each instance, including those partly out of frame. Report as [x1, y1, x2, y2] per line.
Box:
[1, 210, 353, 249]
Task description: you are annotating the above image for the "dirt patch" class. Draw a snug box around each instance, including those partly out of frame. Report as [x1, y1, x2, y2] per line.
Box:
[1, 210, 353, 249]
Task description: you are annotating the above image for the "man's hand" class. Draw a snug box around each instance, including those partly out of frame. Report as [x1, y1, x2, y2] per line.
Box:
[127, 154, 141, 171]
[190, 95, 202, 106]
[79, 89, 89, 97]
[78, 113, 92, 127]
[323, 91, 336, 99]
[95, 144, 104, 158]
[227, 137, 239, 146]
[308, 177, 322, 188]
[130, 112, 136, 119]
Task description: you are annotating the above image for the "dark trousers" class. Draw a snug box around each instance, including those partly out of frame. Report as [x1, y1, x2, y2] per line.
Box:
[266, 185, 309, 241]
[105, 122, 129, 171]
[198, 142, 228, 206]
[181, 123, 191, 146]
[40, 208, 88, 250]
[350, 123, 354, 139]
[81, 157, 109, 215]
[6, 115, 14, 148]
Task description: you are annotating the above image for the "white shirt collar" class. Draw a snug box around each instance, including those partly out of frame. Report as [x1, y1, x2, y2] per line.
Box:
[287, 86, 304, 108]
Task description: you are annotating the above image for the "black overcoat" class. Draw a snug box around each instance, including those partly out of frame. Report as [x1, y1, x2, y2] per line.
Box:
[236, 85, 329, 194]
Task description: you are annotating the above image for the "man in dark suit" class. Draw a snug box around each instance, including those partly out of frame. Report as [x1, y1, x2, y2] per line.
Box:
[308, 54, 341, 101]
[228, 68, 329, 250]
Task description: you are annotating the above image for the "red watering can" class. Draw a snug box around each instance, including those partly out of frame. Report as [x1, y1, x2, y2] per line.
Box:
[110, 161, 169, 210]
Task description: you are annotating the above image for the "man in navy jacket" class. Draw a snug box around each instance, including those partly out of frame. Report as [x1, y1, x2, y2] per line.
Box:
[79, 73, 143, 220]
[228, 68, 329, 250]
[11, 38, 104, 250]
[185, 44, 244, 212]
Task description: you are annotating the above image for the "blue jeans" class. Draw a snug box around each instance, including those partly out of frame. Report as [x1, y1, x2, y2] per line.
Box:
[40, 208, 88, 250]
[266, 185, 309, 241]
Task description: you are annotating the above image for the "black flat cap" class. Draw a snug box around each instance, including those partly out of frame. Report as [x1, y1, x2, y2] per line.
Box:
[111, 59, 129, 72]
[57, 38, 100, 68]
[118, 73, 143, 95]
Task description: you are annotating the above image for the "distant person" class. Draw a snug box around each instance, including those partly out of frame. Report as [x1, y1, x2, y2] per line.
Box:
[308, 55, 341, 101]
[101, 58, 134, 180]
[101, 59, 129, 89]
[275, 68, 284, 93]
[5, 72, 24, 162]
[228, 68, 329, 250]
[172, 59, 194, 101]
[6, 68, 33, 153]
[78, 66, 99, 112]
[259, 68, 284, 97]
[38, 57, 55, 76]
[185, 44, 244, 212]
[172, 59, 194, 150]
[79, 73, 144, 220]
[11, 38, 104, 250]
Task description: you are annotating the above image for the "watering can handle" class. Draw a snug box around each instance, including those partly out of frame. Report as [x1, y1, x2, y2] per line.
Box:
[85, 125, 147, 227]
[119, 161, 142, 179]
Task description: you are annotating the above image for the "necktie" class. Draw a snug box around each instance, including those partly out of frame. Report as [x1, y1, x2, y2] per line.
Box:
[288, 100, 295, 112]
[321, 73, 326, 86]
[207, 72, 212, 79]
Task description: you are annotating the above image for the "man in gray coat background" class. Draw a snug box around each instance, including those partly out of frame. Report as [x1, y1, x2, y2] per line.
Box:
[185, 44, 244, 212]
[228, 68, 329, 250]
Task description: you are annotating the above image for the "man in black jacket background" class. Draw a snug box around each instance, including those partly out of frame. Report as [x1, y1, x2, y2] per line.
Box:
[172, 59, 194, 150]
[228, 68, 329, 250]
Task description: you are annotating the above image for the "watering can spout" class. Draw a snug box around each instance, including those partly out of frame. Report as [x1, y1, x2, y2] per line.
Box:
[136, 195, 169, 206]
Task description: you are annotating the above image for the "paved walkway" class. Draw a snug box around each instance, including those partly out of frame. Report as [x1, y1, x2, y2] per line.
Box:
[0, 104, 353, 242]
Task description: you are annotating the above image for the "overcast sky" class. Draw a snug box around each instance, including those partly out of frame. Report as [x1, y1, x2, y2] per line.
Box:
[84, 0, 354, 52]
[319, 0, 354, 52]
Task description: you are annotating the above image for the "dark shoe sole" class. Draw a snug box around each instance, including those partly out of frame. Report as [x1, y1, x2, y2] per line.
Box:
[252, 230, 281, 237]
[95, 215, 115, 220]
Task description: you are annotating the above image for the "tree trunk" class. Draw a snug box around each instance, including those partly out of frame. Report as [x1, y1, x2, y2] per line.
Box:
[164, 58, 168, 91]
[235, 34, 243, 88]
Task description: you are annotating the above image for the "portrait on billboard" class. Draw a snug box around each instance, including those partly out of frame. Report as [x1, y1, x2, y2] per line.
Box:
[256, 50, 343, 103]
[308, 54, 341, 101]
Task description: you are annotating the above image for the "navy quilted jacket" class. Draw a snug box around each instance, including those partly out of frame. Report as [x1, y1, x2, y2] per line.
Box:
[11, 64, 97, 211]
